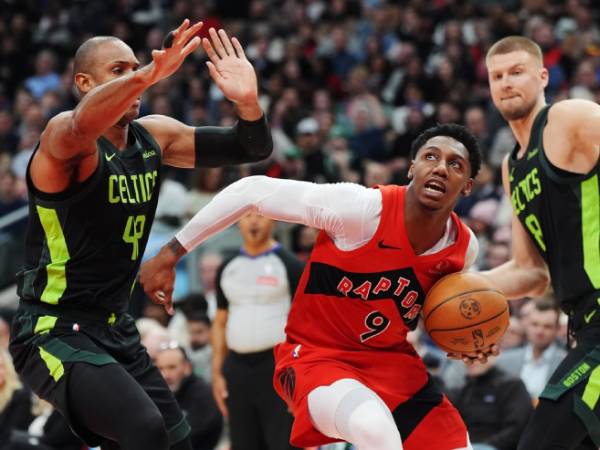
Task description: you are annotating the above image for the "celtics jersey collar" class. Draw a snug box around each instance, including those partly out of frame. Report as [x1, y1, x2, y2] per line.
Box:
[509, 105, 550, 163]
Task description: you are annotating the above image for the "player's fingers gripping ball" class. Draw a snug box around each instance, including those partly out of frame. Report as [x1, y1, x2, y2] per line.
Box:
[423, 272, 509, 354]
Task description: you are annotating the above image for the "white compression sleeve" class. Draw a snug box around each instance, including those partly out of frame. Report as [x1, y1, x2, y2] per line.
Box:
[308, 379, 403, 450]
[175, 176, 382, 252]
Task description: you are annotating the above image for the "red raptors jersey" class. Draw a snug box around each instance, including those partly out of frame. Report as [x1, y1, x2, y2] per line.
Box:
[284, 185, 471, 351]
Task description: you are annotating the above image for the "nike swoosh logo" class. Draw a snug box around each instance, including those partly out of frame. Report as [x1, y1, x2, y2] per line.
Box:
[584, 310, 597, 324]
[378, 240, 402, 250]
[527, 148, 539, 160]
[105, 153, 116, 162]
[509, 167, 515, 182]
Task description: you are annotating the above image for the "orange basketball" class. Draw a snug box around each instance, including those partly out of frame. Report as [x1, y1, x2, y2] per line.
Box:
[422, 272, 509, 354]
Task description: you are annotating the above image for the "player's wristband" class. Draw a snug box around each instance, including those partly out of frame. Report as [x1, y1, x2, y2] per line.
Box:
[167, 237, 187, 259]
[194, 115, 273, 167]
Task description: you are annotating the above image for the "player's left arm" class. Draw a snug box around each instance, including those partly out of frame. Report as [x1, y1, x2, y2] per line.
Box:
[447, 228, 500, 364]
[139, 27, 272, 168]
[139, 112, 272, 168]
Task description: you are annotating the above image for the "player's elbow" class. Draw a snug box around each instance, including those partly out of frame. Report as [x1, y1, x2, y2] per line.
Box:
[225, 175, 270, 210]
[529, 266, 550, 297]
[43, 112, 94, 157]
[69, 110, 95, 142]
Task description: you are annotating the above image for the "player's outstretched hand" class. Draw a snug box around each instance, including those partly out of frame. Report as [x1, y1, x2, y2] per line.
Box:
[145, 19, 203, 85]
[447, 344, 500, 365]
[139, 247, 178, 315]
[202, 28, 258, 107]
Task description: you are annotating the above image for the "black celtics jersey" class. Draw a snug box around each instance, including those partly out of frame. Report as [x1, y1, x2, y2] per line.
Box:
[17, 121, 161, 314]
[508, 105, 600, 316]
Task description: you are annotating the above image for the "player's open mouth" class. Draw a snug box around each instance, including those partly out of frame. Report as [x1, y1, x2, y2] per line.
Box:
[424, 180, 446, 194]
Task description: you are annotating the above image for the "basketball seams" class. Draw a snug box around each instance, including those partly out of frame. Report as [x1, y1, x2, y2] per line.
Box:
[428, 311, 510, 353]
[422, 288, 504, 323]
[427, 306, 509, 334]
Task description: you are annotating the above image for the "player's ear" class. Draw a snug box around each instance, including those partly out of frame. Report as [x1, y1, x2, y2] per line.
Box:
[540, 67, 549, 89]
[462, 179, 473, 196]
[407, 163, 414, 179]
[74, 72, 94, 95]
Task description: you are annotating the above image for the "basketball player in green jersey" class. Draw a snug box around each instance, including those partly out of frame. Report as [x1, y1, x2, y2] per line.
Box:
[482, 36, 600, 449]
[9, 20, 272, 450]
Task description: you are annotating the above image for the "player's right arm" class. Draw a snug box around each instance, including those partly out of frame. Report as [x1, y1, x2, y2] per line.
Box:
[211, 308, 229, 418]
[139, 176, 380, 307]
[33, 20, 203, 190]
[480, 156, 550, 299]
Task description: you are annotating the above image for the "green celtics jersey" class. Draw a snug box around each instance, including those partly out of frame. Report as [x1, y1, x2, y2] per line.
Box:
[18, 121, 162, 313]
[508, 105, 600, 316]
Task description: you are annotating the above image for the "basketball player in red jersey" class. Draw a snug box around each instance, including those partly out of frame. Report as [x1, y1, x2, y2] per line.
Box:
[141, 124, 483, 450]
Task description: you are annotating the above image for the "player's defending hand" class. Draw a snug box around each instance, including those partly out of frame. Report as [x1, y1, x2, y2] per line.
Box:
[139, 247, 178, 315]
[202, 28, 259, 110]
[143, 19, 204, 86]
[447, 344, 500, 365]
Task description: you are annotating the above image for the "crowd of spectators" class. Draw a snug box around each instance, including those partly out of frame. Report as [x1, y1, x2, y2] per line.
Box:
[0, 0, 599, 449]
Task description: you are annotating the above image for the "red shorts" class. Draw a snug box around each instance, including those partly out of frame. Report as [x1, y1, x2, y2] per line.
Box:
[273, 341, 468, 449]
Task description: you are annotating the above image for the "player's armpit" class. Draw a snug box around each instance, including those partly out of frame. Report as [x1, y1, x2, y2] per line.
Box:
[139, 115, 195, 168]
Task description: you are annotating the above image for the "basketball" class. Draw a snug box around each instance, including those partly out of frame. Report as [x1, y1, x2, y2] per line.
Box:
[423, 272, 509, 354]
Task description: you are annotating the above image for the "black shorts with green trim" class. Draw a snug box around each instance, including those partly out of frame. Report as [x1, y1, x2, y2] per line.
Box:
[9, 300, 190, 447]
[539, 327, 600, 447]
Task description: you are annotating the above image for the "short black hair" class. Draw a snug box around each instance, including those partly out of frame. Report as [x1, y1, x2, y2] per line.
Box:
[410, 124, 481, 178]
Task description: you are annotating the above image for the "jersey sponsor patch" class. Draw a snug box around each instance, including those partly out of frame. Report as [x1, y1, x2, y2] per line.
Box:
[304, 261, 426, 329]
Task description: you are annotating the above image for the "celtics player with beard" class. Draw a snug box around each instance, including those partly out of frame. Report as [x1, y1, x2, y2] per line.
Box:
[9, 20, 272, 450]
[481, 36, 600, 449]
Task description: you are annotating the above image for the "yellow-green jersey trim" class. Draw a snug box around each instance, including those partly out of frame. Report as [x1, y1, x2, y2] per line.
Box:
[38, 346, 64, 382]
[581, 175, 600, 288]
[33, 315, 57, 335]
[582, 364, 600, 410]
[36, 205, 70, 304]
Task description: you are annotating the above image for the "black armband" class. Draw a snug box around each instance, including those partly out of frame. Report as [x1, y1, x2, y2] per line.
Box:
[194, 114, 273, 167]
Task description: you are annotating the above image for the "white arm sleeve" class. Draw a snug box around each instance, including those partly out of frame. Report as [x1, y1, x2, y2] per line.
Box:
[176, 176, 382, 252]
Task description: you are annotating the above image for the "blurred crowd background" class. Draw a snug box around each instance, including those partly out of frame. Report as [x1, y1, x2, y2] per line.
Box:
[0, 0, 599, 449]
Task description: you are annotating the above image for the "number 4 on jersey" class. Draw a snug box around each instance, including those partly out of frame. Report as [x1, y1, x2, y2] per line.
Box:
[123, 215, 146, 260]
